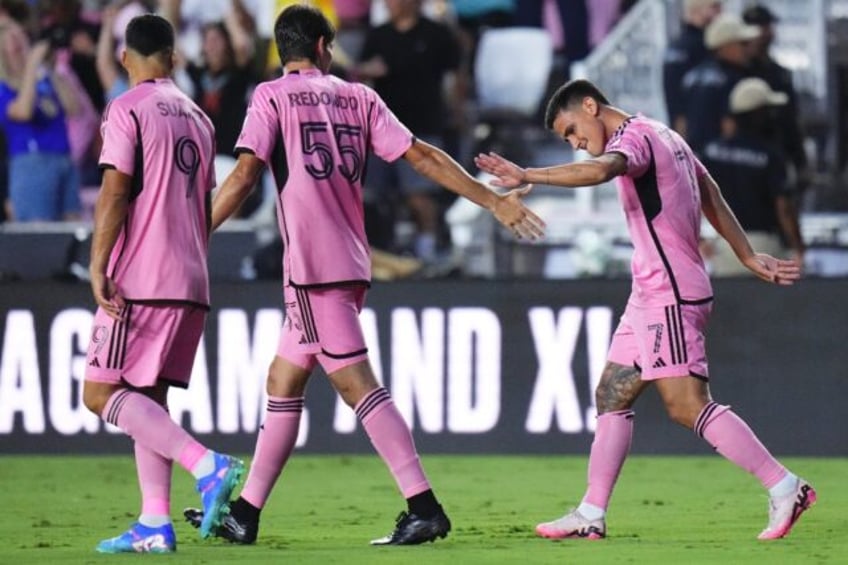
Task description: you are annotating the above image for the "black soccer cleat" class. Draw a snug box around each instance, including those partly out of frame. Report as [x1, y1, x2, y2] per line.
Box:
[183, 507, 258, 545]
[370, 505, 451, 546]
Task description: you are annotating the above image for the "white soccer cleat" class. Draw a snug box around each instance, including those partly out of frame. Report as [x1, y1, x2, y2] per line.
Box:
[535, 508, 606, 540]
[758, 478, 817, 540]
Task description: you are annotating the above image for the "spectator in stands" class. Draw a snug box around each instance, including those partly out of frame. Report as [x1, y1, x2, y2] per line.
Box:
[680, 12, 758, 154]
[357, 0, 462, 262]
[0, 0, 30, 222]
[39, 0, 104, 111]
[186, 18, 259, 216]
[515, 0, 590, 75]
[451, 0, 514, 83]
[743, 3, 810, 194]
[333, 0, 372, 62]
[96, 2, 146, 102]
[186, 18, 256, 157]
[587, 0, 627, 50]
[662, 0, 723, 133]
[0, 20, 82, 221]
[701, 78, 804, 275]
[158, 0, 260, 66]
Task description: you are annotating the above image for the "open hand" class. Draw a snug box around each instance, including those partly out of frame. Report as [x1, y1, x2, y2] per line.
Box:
[743, 253, 802, 285]
[492, 185, 546, 240]
[475, 152, 527, 189]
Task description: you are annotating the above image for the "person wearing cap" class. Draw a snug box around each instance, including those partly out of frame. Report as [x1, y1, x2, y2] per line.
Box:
[680, 12, 759, 153]
[662, 0, 723, 134]
[701, 77, 805, 275]
[743, 4, 810, 193]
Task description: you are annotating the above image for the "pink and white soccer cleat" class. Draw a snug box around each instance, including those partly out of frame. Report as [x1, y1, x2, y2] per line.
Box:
[536, 508, 606, 540]
[758, 479, 817, 540]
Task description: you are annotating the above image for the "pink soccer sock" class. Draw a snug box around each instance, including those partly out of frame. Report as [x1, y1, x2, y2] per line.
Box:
[102, 389, 208, 473]
[696, 401, 787, 489]
[240, 396, 304, 509]
[356, 388, 430, 498]
[135, 441, 172, 516]
[582, 409, 635, 510]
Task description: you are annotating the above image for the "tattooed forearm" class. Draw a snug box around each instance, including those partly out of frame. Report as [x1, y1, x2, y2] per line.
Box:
[595, 362, 648, 413]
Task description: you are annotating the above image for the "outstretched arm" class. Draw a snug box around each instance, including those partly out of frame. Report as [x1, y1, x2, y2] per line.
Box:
[404, 139, 545, 240]
[474, 151, 626, 189]
[698, 172, 800, 285]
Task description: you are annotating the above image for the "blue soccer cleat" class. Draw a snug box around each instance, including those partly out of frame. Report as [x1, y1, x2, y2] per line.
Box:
[95, 522, 176, 553]
[196, 452, 245, 539]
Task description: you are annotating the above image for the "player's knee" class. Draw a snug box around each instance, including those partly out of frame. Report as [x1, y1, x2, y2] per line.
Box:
[595, 384, 630, 413]
[663, 399, 699, 429]
[266, 356, 309, 397]
[82, 383, 110, 416]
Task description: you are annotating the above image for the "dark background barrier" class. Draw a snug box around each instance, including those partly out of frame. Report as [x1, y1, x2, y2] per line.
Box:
[0, 279, 845, 455]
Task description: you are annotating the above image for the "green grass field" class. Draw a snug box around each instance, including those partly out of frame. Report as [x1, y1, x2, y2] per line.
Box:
[1, 454, 844, 564]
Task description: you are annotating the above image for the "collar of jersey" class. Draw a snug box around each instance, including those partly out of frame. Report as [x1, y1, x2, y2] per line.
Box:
[285, 68, 323, 78]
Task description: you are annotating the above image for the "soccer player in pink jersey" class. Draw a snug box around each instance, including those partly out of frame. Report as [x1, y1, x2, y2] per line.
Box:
[476, 79, 815, 541]
[182, 4, 543, 546]
[81, 14, 244, 554]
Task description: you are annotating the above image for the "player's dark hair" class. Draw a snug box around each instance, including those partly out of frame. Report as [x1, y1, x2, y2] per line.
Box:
[125, 14, 174, 58]
[544, 79, 610, 130]
[274, 4, 335, 66]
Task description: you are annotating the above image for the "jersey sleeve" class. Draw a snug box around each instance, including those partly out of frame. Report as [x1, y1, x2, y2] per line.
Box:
[235, 83, 279, 163]
[98, 100, 137, 176]
[367, 88, 413, 163]
[606, 127, 651, 178]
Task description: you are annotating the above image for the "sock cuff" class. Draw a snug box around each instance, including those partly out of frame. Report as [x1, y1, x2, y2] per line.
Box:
[267, 396, 304, 414]
[694, 401, 731, 438]
[355, 387, 391, 423]
[102, 389, 134, 426]
[598, 409, 635, 421]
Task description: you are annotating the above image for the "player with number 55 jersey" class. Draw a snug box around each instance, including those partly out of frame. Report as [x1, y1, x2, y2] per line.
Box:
[184, 4, 544, 549]
[236, 67, 410, 286]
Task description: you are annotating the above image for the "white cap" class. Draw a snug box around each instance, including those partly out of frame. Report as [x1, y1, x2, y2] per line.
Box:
[730, 78, 788, 113]
[704, 13, 760, 49]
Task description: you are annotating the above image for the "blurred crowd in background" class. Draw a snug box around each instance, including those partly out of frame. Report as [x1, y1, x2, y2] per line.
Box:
[0, 0, 841, 279]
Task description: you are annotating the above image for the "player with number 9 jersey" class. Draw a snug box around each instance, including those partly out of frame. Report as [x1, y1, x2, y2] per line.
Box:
[99, 78, 216, 306]
[235, 69, 412, 287]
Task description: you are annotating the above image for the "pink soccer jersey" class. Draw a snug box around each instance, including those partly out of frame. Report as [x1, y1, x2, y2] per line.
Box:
[235, 68, 414, 287]
[605, 115, 713, 307]
[99, 78, 216, 306]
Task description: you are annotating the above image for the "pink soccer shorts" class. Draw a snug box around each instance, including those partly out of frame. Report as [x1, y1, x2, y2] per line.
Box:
[278, 284, 370, 374]
[607, 301, 711, 380]
[85, 303, 206, 389]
